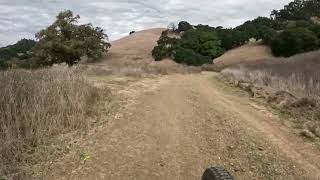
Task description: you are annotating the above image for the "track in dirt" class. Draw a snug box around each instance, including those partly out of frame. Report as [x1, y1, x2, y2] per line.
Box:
[46, 72, 320, 180]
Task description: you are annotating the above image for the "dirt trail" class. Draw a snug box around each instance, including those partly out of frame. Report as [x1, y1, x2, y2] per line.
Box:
[46, 72, 320, 180]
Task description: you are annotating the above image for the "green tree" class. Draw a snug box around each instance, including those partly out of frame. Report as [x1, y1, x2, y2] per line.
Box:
[32, 10, 111, 67]
[271, 0, 320, 22]
[178, 21, 193, 32]
[180, 30, 224, 58]
[152, 29, 223, 66]
[152, 30, 178, 61]
[235, 17, 280, 40]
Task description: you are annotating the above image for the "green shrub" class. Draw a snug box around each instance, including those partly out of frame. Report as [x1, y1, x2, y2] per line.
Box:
[152, 45, 174, 61]
[172, 47, 211, 66]
[235, 17, 281, 40]
[270, 27, 319, 57]
[308, 24, 320, 39]
[216, 29, 249, 50]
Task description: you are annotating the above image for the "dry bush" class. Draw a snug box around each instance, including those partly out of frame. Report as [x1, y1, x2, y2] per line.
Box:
[201, 64, 222, 72]
[0, 66, 100, 178]
[222, 50, 320, 101]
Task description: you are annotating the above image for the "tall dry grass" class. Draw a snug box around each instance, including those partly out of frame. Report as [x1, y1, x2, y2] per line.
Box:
[0, 66, 100, 178]
[222, 50, 320, 101]
[105, 58, 201, 77]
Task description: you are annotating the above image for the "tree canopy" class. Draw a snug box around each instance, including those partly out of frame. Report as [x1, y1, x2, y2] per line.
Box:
[179, 30, 224, 59]
[32, 10, 111, 67]
[270, 27, 319, 57]
[152, 29, 224, 66]
[177, 21, 193, 32]
[271, 0, 320, 22]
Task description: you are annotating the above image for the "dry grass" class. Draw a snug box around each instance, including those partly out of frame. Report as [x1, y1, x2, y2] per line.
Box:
[221, 50, 320, 138]
[213, 42, 273, 70]
[221, 50, 320, 101]
[0, 66, 101, 178]
[104, 59, 201, 78]
[89, 28, 201, 78]
[0, 28, 200, 178]
[97, 28, 201, 77]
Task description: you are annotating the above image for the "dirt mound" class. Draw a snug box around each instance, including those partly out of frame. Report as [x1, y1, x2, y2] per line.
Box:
[213, 42, 273, 69]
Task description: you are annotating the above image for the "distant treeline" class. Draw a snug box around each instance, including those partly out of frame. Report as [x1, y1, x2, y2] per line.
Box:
[0, 39, 36, 69]
[152, 0, 320, 66]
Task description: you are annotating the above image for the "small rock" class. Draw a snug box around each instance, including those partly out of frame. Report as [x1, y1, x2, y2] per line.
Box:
[238, 82, 251, 89]
[227, 145, 234, 150]
[258, 147, 264, 151]
[159, 162, 165, 167]
[300, 129, 315, 139]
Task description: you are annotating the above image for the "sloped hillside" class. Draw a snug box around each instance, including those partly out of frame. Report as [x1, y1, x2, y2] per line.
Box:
[105, 28, 165, 63]
[213, 42, 273, 68]
[98, 28, 199, 76]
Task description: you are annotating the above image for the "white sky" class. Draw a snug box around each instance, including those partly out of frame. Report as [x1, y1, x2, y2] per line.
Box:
[0, 0, 292, 46]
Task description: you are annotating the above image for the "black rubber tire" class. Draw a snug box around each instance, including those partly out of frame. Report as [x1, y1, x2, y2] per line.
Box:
[201, 167, 234, 180]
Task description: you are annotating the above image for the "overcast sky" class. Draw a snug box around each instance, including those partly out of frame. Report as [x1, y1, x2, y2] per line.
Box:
[0, 0, 292, 47]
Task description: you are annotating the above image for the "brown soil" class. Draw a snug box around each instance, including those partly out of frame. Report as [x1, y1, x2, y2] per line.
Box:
[44, 72, 320, 180]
